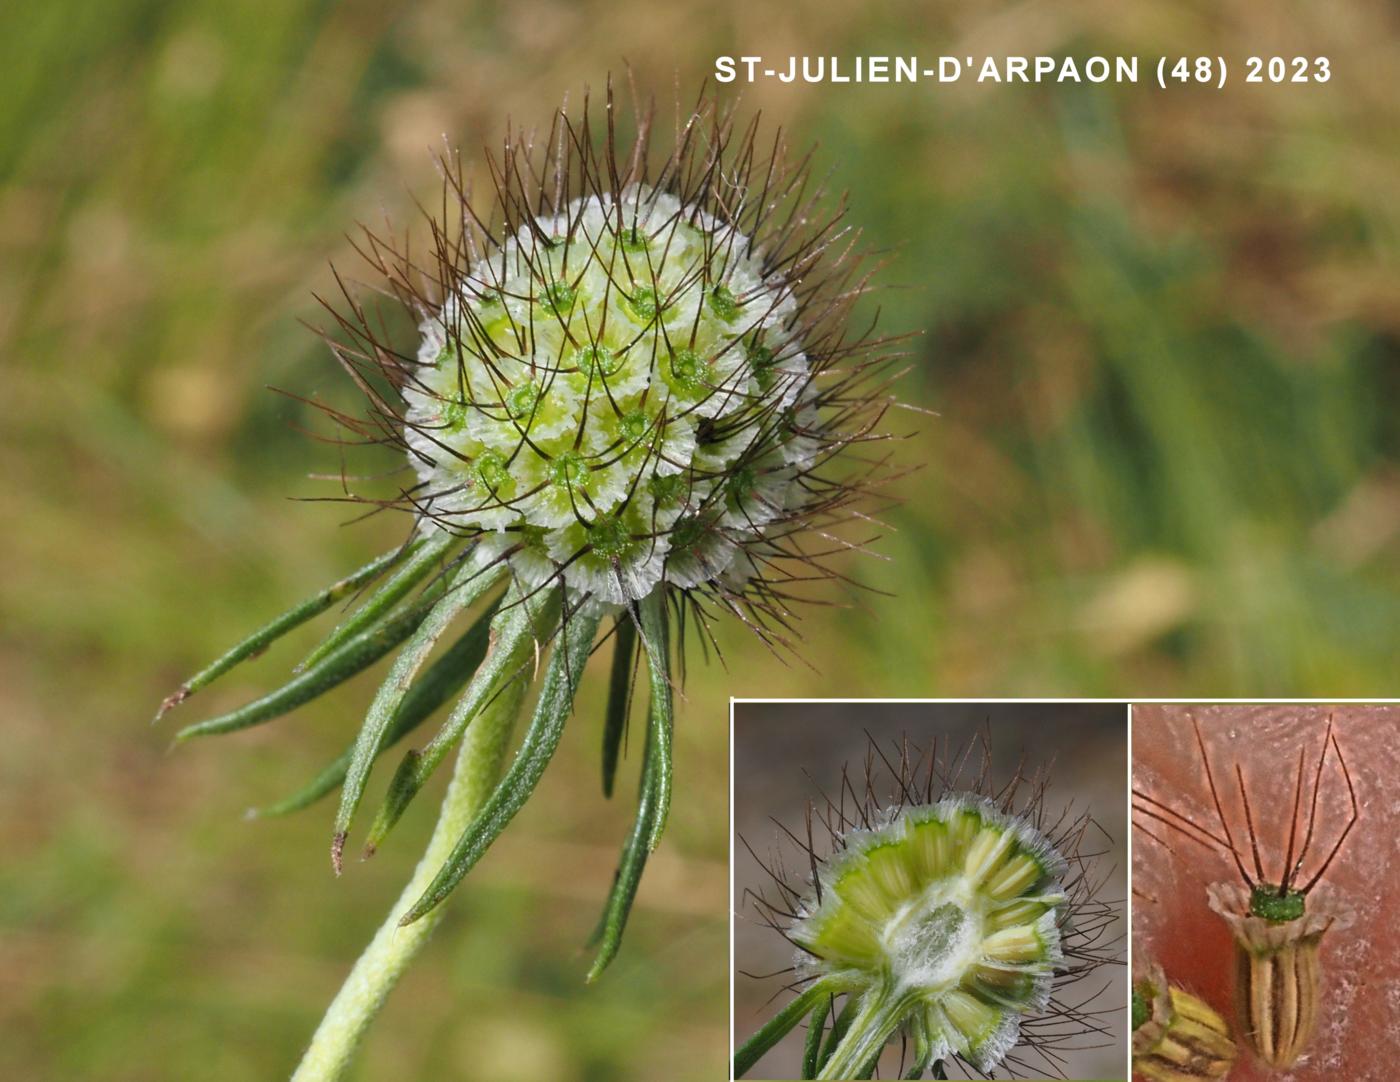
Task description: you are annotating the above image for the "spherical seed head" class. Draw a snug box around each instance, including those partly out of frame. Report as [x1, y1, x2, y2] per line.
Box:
[325, 89, 898, 622]
[743, 732, 1121, 1079]
[402, 185, 811, 605]
[792, 795, 1069, 1074]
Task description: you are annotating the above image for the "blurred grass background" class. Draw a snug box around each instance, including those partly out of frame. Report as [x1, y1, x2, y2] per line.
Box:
[1, 1, 1396, 1079]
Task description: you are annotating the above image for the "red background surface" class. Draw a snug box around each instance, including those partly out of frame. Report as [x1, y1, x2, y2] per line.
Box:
[1132, 704, 1400, 1080]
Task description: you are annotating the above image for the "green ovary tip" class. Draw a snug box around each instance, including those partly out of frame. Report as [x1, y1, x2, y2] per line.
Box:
[537, 278, 575, 312]
[506, 380, 540, 419]
[626, 285, 663, 320]
[708, 282, 742, 321]
[1249, 883, 1306, 923]
[587, 515, 632, 559]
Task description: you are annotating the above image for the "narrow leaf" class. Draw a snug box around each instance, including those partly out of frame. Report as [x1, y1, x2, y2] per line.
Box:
[298, 531, 457, 673]
[734, 980, 836, 1079]
[816, 995, 857, 1078]
[172, 589, 442, 743]
[332, 547, 505, 872]
[903, 1014, 936, 1080]
[636, 592, 673, 850]
[584, 705, 662, 982]
[362, 582, 552, 855]
[601, 616, 637, 798]
[398, 604, 600, 925]
[247, 595, 502, 818]
[584, 597, 675, 981]
[802, 996, 830, 1079]
[155, 544, 415, 720]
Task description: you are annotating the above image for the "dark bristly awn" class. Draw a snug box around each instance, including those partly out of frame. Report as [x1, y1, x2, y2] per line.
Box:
[1131, 715, 1359, 1069]
[156, 83, 906, 1082]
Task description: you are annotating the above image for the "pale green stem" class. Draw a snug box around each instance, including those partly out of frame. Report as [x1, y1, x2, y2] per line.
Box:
[290, 675, 527, 1081]
[818, 983, 916, 1081]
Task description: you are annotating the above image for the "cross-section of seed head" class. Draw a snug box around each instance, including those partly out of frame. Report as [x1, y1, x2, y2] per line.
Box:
[791, 796, 1070, 1076]
[735, 729, 1122, 1081]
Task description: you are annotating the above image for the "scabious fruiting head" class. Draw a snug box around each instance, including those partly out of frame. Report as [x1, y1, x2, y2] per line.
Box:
[160, 88, 903, 1081]
[401, 184, 814, 605]
[794, 796, 1069, 1074]
[323, 91, 897, 624]
[736, 734, 1121, 1080]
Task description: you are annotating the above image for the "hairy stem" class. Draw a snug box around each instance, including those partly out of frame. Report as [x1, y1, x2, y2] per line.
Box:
[333, 547, 505, 870]
[818, 983, 914, 1081]
[289, 675, 527, 1082]
[399, 604, 600, 925]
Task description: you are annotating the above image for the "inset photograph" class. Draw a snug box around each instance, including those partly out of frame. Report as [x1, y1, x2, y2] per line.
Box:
[1131, 704, 1400, 1080]
[732, 701, 1128, 1080]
